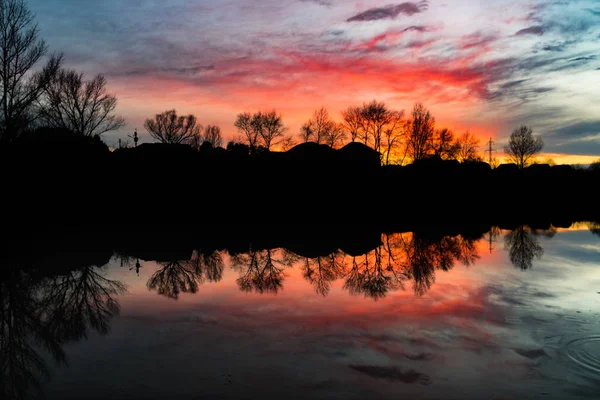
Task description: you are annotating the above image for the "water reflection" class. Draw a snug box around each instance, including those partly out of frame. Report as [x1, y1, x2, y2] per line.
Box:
[135, 226, 589, 299]
[226, 232, 482, 299]
[0, 263, 124, 399]
[504, 225, 556, 270]
[146, 249, 224, 299]
[2, 223, 599, 399]
[231, 248, 296, 294]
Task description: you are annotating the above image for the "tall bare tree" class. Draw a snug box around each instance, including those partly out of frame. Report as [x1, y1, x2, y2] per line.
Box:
[504, 125, 544, 168]
[40, 69, 124, 137]
[144, 109, 202, 144]
[456, 131, 480, 162]
[0, 0, 62, 141]
[360, 100, 392, 152]
[235, 110, 286, 151]
[432, 128, 459, 160]
[341, 106, 363, 143]
[234, 112, 260, 149]
[300, 107, 334, 144]
[323, 122, 347, 149]
[189, 124, 222, 150]
[405, 103, 435, 162]
[382, 110, 405, 165]
[259, 110, 286, 150]
[202, 125, 222, 147]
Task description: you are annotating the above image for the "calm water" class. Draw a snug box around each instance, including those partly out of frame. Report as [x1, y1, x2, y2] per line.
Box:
[2, 225, 600, 399]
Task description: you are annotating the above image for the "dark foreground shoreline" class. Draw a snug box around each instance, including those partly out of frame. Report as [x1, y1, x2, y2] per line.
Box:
[2, 141, 598, 260]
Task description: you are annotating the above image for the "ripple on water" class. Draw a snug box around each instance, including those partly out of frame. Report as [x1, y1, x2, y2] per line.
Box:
[559, 335, 600, 380]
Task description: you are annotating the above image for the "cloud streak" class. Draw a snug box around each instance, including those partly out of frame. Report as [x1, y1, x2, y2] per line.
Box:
[347, 1, 429, 22]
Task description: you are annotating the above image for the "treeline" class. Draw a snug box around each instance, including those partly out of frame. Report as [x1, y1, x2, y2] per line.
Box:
[140, 103, 528, 169]
[2, 0, 597, 173]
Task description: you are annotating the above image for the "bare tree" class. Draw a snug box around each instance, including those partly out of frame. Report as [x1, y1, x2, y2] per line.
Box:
[405, 103, 435, 162]
[234, 112, 260, 149]
[40, 69, 124, 137]
[323, 122, 347, 149]
[279, 135, 297, 151]
[341, 106, 363, 142]
[432, 128, 459, 160]
[382, 110, 405, 165]
[300, 107, 337, 145]
[0, 0, 62, 141]
[202, 125, 222, 147]
[456, 131, 480, 162]
[360, 100, 393, 152]
[144, 109, 202, 144]
[235, 110, 286, 151]
[504, 126, 544, 168]
[189, 124, 222, 150]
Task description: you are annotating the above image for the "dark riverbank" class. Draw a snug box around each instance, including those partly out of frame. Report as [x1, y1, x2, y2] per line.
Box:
[2, 140, 598, 241]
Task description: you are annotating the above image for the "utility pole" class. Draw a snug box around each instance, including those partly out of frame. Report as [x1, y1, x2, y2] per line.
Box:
[128, 129, 139, 147]
[488, 137, 494, 165]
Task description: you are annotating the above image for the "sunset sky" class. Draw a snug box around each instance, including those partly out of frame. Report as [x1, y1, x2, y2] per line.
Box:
[28, 0, 600, 163]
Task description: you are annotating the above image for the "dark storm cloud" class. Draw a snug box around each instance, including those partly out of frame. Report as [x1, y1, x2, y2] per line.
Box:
[569, 55, 596, 62]
[347, 1, 428, 22]
[539, 40, 577, 52]
[547, 120, 600, 140]
[515, 26, 545, 36]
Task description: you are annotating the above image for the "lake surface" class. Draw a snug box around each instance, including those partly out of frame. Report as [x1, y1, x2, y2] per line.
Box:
[2, 224, 600, 399]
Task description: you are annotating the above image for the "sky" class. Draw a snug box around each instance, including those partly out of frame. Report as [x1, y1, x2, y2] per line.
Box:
[28, 0, 600, 163]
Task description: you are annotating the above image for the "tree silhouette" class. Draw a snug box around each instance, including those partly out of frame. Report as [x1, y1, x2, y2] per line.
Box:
[144, 109, 202, 144]
[301, 251, 346, 296]
[231, 249, 291, 294]
[405, 103, 435, 162]
[40, 266, 126, 341]
[456, 131, 481, 162]
[382, 111, 405, 165]
[341, 105, 363, 143]
[190, 124, 222, 150]
[300, 107, 335, 144]
[504, 226, 544, 270]
[0, 270, 65, 400]
[0, 0, 62, 142]
[40, 69, 125, 137]
[1, 262, 125, 400]
[147, 260, 201, 299]
[235, 110, 286, 151]
[504, 126, 544, 168]
[432, 128, 459, 160]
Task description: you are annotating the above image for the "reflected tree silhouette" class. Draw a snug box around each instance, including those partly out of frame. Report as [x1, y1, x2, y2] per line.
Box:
[41, 266, 126, 341]
[231, 249, 292, 294]
[147, 261, 200, 299]
[292, 233, 480, 299]
[0, 270, 65, 400]
[398, 233, 479, 296]
[0, 262, 125, 400]
[301, 251, 346, 296]
[504, 226, 544, 270]
[189, 249, 225, 283]
[147, 250, 225, 299]
[343, 236, 412, 300]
